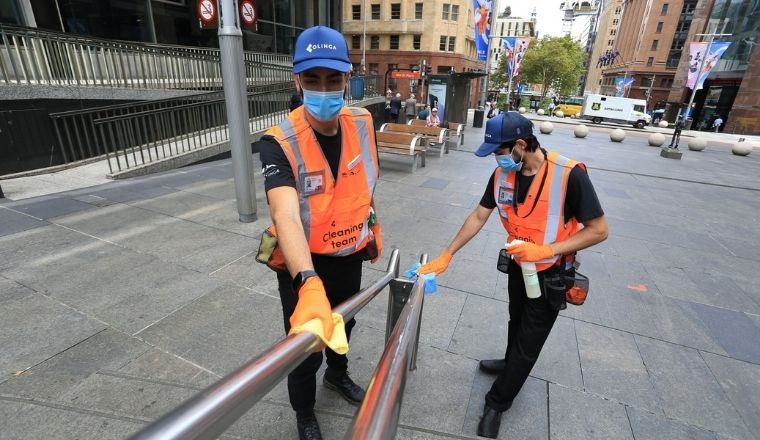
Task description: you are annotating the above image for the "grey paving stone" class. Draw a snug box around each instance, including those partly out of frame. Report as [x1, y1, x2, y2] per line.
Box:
[548, 384, 633, 440]
[116, 348, 220, 388]
[689, 302, 760, 364]
[603, 187, 632, 199]
[225, 399, 352, 440]
[680, 267, 760, 315]
[700, 352, 760, 437]
[442, 253, 500, 298]
[6, 196, 96, 220]
[414, 286, 468, 350]
[136, 284, 285, 375]
[172, 178, 236, 201]
[420, 177, 450, 190]
[0, 207, 48, 237]
[0, 400, 145, 440]
[0, 277, 105, 378]
[462, 373, 548, 439]
[448, 294, 508, 362]
[0, 328, 149, 400]
[635, 336, 752, 439]
[575, 321, 662, 413]
[73, 194, 118, 207]
[531, 316, 583, 390]
[626, 407, 717, 440]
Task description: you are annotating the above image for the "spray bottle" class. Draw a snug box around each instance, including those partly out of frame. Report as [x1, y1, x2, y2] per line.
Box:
[507, 240, 541, 299]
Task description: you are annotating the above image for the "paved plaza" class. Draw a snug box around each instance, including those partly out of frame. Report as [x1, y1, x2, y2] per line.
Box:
[1, 117, 759, 439]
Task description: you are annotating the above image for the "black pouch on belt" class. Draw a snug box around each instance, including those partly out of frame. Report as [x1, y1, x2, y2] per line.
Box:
[497, 248, 511, 273]
[543, 271, 568, 311]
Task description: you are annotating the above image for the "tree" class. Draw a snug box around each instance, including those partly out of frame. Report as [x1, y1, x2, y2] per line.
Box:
[518, 36, 585, 100]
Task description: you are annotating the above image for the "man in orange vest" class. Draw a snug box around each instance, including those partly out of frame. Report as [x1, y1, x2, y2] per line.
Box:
[257, 26, 381, 440]
[419, 112, 608, 438]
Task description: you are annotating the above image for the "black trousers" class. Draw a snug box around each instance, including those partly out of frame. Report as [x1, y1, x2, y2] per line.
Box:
[277, 255, 363, 413]
[485, 260, 560, 411]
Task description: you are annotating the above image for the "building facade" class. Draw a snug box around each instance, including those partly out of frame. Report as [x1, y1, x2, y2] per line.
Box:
[584, 0, 624, 95]
[1, 0, 339, 54]
[342, 1, 484, 105]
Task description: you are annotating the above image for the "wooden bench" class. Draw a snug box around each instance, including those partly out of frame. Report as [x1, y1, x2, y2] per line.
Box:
[408, 119, 463, 150]
[380, 123, 449, 157]
[375, 131, 426, 172]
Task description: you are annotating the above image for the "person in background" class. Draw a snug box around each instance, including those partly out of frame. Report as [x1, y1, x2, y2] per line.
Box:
[385, 88, 393, 122]
[426, 107, 441, 127]
[712, 115, 723, 132]
[418, 104, 430, 121]
[390, 92, 402, 123]
[487, 102, 499, 119]
[404, 93, 417, 123]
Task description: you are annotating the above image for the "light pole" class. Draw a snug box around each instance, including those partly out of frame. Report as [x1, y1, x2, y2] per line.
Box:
[677, 32, 732, 125]
[361, 0, 367, 74]
[478, 0, 500, 108]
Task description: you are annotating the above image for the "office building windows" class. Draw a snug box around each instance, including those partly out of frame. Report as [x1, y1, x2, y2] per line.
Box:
[391, 3, 400, 19]
[352, 5, 360, 20]
[647, 57, 654, 66]
[439, 36, 447, 51]
[651, 40, 658, 50]
[451, 5, 459, 21]
[415, 3, 423, 19]
[352, 35, 360, 49]
[656, 22, 663, 33]
[442, 4, 450, 20]
[371, 4, 380, 19]
[448, 36, 456, 51]
[661, 3, 669, 14]
[390, 34, 399, 50]
[413, 34, 421, 50]
[370, 35, 379, 49]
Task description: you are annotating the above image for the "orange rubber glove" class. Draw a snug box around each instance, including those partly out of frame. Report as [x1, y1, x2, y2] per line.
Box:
[417, 250, 453, 275]
[507, 242, 554, 262]
[289, 276, 334, 340]
[370, 223, 383, 264]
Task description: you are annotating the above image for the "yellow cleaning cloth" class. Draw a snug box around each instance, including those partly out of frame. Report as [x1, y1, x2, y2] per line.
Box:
[290, 313, 349, 354]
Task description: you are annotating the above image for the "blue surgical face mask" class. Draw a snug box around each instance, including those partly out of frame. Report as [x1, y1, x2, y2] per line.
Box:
[302, 89, 344, 121]
[495, 149, 523, 172]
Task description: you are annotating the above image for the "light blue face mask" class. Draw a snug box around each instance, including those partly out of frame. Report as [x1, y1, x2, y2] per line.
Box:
[495, 150, 523, 172]
[302, 89, 344, 121]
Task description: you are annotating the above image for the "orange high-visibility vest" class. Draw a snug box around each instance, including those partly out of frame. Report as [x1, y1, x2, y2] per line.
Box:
[265, 106, 379, 256]
[493, 151, 585, 271]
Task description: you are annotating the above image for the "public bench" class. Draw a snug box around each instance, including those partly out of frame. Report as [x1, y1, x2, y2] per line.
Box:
[407, 119, 464, 150]
[375, 131, 426, 172]
[380, 123, 449, 157]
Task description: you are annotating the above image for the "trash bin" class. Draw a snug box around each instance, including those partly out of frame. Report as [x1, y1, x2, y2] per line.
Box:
[473, 109, 485, 128]
[350, 77, 364, 100]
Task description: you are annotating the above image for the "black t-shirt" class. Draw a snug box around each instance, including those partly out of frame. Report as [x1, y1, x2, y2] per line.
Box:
[479, 155, 604, 224]
[258, 127, 343, 191]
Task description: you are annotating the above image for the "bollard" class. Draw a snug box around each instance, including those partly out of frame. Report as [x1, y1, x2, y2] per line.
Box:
[648, 133, 665, 147]
[539, 121, 554, 134]
[658, 120, 669, 128]
[688, 138, 707, 151]
[732, 142, 752, 156]
[537, 109, 545, 116]
[574, 124, 588, 138]
[610, 128, 625, 142]
[518, 107, 526, 114]
[554, 110, 564, 118]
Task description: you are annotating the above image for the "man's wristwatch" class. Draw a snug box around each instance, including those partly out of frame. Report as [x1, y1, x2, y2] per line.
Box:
[292, 270, 319, 293]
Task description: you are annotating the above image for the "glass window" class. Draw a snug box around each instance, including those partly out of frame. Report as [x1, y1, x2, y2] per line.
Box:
[352, 5, 361, 20]
[390, 35, 399, 50]
[370, 35, 379, 49]
[440, 35, 447, 51]
[256, 0, 274, 22]
[275, 1, 292, 25]
[656, 22, 663, 33]
[448, 36, 456, 51]
[661, 3, 669, 15]
[651, 40, 658, 50]
[647, 57, 654, 66]
[371, 4, 380, 19]
[57, 0, 152, 42]
[442, 4, 450, 20]
[352, 35, 360, 49]
[245, 21, 274, 52]
[391, 3, 400, 19]
[437, 65, 452, 73]
[276, 25, 295, 54]
[0, 0, 21, 25]
[415, 3, 423, 19]
[451, 5, 459, 21]
[413, 34, 421, 50]
[369, 63, 379, 75]
[293, 0, 309, 28]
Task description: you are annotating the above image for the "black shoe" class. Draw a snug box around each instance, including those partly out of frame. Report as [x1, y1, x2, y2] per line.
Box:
[479, 358, 506, 374]
[477, 405, 504, 438]
[323, 369, 365, 406]
[296, 411, 323, 440]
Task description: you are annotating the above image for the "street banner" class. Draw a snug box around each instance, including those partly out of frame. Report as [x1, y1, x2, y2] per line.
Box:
[513, 37, 531, 77]
[502, 37, 531, 77]
[428, 77, 448, 121]
[614, 77, 634, 97]
[473, 0, 492, 61]
[687, 41, 730, 90]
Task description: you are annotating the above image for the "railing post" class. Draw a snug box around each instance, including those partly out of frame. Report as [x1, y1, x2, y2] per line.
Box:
[385, 278, 415, 344]
[410, 253, 428, 371]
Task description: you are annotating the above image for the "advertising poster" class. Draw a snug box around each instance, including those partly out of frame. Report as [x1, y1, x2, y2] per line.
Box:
[502, 37, 531, 77]
[428, 77, 448, 121]
[473, 0, 492, 61]
[614, 76, 634, 97]
[513, 38, 531, 77]
[687, 41, 731, 90]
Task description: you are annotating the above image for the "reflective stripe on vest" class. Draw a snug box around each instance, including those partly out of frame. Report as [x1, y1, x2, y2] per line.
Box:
[266, 106, 378, 256]
[493, 151, 582, 271]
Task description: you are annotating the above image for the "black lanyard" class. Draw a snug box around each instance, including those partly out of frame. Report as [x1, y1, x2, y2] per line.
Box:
[512, 151, 549, 219]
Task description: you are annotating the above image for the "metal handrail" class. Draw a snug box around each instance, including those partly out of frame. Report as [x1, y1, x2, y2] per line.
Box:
[128, 249, 401, 440]
[347, 255, 429, 439]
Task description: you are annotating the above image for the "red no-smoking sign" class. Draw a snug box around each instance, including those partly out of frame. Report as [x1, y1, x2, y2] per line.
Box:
[240, 0, 257, 28]
[198, 0, 218, 29]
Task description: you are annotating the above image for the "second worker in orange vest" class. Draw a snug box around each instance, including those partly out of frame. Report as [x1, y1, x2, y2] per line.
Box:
[257, 26, 381, 440]
[418, 112, 608, 439]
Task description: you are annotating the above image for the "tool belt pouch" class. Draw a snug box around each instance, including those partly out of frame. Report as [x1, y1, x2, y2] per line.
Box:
[357, 228, 379, 261]
[256, 225, 287, 273]
[564, 271, 590, 306]
[543, 272, 568, 311]
[497, 249, 511, 274]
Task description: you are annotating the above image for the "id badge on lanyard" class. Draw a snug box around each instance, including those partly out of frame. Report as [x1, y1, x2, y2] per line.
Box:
[498, 185, 514, 206]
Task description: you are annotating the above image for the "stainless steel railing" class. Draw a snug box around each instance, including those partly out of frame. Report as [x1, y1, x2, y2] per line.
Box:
[128, 249, 402, 440]
[0, 24, 291, 89]
[49, 75, 383, 171]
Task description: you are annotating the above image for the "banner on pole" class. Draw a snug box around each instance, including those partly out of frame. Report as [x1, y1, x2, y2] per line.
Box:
[614, 77, 634, 97]
[502, 37, 531, 77]
[686, 41, 730, 90]
[473, 0, 492, 61]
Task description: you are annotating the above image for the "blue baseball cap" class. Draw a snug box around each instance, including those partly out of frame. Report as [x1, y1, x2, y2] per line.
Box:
[474, 112, 534, 157]
[293, 26, 351, 74]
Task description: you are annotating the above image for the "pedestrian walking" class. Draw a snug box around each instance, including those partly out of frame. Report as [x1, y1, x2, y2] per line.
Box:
[255, 26, 383, 440]
[487, 101, 499, 119]
[390, 93, 402, 123]
[404, 93, 417, 123]
[712, 116, 723, 132]
[418, 112, 608, 439]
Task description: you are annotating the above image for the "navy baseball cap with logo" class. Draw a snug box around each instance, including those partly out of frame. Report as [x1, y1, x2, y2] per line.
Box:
[293, 26, 351, 74]
[475, 112, 534, 157]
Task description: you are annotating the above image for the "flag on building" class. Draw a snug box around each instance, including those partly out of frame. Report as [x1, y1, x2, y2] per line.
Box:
[473, 0, 492, 61]
[686, 41, 731, 90]
[614, 77, 634, 97]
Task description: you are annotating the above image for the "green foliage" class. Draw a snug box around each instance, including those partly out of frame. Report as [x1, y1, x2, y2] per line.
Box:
[518, 36, 585, 100]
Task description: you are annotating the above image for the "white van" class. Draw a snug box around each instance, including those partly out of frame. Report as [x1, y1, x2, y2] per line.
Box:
[581, 94, 651, 128]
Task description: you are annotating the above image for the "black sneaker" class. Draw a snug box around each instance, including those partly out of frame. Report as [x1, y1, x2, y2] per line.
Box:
[296, 410, 323, 440]
[323, 369, 365, 406]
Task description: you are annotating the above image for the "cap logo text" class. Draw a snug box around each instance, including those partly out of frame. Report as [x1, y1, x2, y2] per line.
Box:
[306, 43, 337, 53]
